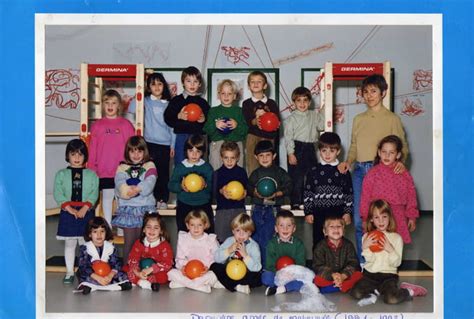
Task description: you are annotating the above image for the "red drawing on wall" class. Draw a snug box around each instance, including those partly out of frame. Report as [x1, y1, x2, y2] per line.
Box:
[413, 69, 432, 91]
[273, 42, 333, 66]
[334, 104, 345, 123]
[168, 82, 178, 98]
[221, 46, 251, 65]
[45, 69, 80, 109]
[355, 86, 364, 104]
[401, 97, 425, 117]
[309, 73, 324, 96]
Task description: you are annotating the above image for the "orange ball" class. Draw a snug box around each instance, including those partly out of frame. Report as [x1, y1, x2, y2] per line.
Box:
[183, 173, 203, 192]
[92, 261, 112, 276]
[368, 230, 386, 252]
[183, 103, 203, 122]
[275, 255, 295, 271]
[226, 181, 245, 200]
[184, 259, 206, 279]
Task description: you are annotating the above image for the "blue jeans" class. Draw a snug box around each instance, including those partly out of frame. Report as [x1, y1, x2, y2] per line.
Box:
[251, 205, 277, 267]
[352, 161, 373, 263]
[261, 270, 303, 292]
[174, 133, 191, 165]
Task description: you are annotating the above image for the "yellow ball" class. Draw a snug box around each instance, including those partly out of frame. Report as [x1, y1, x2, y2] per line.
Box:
[226, 181, 245, 200]
[184, 173, 203, 192]
[226, 259, 247, 281]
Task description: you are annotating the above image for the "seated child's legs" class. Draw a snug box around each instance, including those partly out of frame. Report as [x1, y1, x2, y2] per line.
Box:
[350, 274, 378, 300]
[284, 280, 303, 293]
[209, 262, 237, 292]
[314, 276, 340, 294]
[340, 271, 363, 293]
[261, 270, 276, 287]
[380, 276, 411, 304]
[149, 271, 169, 284]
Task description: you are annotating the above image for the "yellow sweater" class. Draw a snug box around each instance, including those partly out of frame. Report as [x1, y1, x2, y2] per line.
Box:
[362, 231, 403, 274]
[347, 107, 409, 163]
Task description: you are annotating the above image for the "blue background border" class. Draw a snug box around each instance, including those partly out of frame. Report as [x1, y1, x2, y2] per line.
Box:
[0, 0, 472, 318]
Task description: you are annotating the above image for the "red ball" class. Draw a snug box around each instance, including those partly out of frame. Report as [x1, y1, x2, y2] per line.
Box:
[183, 103, 203, 122]
[92, 260, 112, 277]
[259, 112, 280, 132]
[275, 255, 295, 271]
[184, 259, 206, 279]
[368, 230, 386, 252]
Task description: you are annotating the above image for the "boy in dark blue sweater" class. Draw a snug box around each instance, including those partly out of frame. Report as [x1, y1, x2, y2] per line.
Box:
[214, 141, 248, 242]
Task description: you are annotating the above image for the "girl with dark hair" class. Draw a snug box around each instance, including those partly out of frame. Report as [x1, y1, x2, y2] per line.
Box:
[54, 138, 98, 284]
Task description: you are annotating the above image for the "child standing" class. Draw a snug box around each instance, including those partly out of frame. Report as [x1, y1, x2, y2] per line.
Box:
[127, 213, 173, 292]
[262, 210, 306, 296]
[204, 79, 248, 169]
[112, 136, 157, 263]
[247, 140, 292, 266]
[164, 66, 210, 164]
[168, 134, 214, 233]
[337, 74, 409, 263]
[88, 89, 135, 228]
[304, 132, 353, 250]
[313, 216, 362, 293]
[54, 139, 99, 284]
[128, 73, 175, 209]
[210, 213, 262, 294]
[76, 217, 132, 295]
[284, 87, 325, 209]
[214, 141, 248, 242]
[242, 71, 280, 174]
[360, 135, 419, 244]
[350, 200, 427, 304]
[167, 210, 220, 293]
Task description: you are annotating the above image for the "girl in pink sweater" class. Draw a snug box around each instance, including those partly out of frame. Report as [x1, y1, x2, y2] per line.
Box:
[360, 135, 419, 243]
[88, 89, 135, 228]
[167, 210, 220, 293]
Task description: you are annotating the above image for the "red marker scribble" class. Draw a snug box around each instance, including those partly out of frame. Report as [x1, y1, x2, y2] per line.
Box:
[45, 69, 80, 109]
[168, 82, 178, 98]
[401, 97, 425, 117]
[413, 69, 432, 91]
[334, 104, 345, 123]
[221, 46, 251, 65]
[309, 73, 324, 96]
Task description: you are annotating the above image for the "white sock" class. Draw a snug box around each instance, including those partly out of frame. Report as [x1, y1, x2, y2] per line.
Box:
[235, 284, 250, 294]
[138, 279, 152, 290]
[275, 286, 286, 295]
[102, 189, 115, 227]
[64, 239, 77, 276]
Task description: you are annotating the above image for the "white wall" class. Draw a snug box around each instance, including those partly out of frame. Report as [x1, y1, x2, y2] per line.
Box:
[45, 24, 433, 210]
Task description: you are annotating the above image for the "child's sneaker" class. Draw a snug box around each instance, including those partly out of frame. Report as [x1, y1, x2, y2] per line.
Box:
[63, 274, 74, 285]
[120, 282, 133, 291]
[213, 281, 225, 289]
[157, 201, 168, 210]
[81, 286, 91, 295]
[265, 286, 277, 296]
[400, 282, 427, 297]
[235, 284, 250, 294]
[151, 283, 160, 292]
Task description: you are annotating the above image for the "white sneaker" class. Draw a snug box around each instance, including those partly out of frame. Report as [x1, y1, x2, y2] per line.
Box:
[169, 281, 185, 289]
[156, 201, 168, 210]
[213, 281, 225, 289]
[138, 279, 152, 290]
[191, 284, 211, 294]
[235, 284, 250, 294]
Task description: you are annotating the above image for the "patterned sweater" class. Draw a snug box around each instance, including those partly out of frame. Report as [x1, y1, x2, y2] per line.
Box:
[303, 163, 353, 217]
[114, 161, 157, 207]
[312, 237, 360, 280]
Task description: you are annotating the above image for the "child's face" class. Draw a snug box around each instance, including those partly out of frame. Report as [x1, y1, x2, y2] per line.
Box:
[255, 151, 276, 168]
[144, 219, 161, 243]
[218, 84, 236, 106]
[323, 220, 344, 242]
[68, 151, 85, 168]
[319, 146, 340, 163]
[103, 96, 120, 118]
[186, 147, 203, 164]
[149, 80, 164, 98]
[90, 227, 106, 247]
[274, 217, 296, 242]
[221, 150, 238, 169]
[248, 75, 267, 95]
[186, 217, 206, 239]
[371, 209, 390, 232]
[293, 95, 310, 112]
[232, 226, 251, 243]
[378, 142, 400, 166]
[129, 148, 144, 164]
[362, 84, 386, 109]
[183, 75, 201, 95]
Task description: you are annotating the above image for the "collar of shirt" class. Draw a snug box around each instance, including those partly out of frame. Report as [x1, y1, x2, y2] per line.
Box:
[144, 237, 162, 248]
[183, 91, 201, 99]
[277, 236, 294, 244]
[251, 95, 268, 103]
[319, 157, 339, 166]
[182, 158, 205, 167]
[326, 237, 343, 251]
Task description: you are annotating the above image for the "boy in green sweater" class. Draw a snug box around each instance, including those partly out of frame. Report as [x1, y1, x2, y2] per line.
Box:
[262, 210, 306, 295]
[204, 79, 248, 170]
